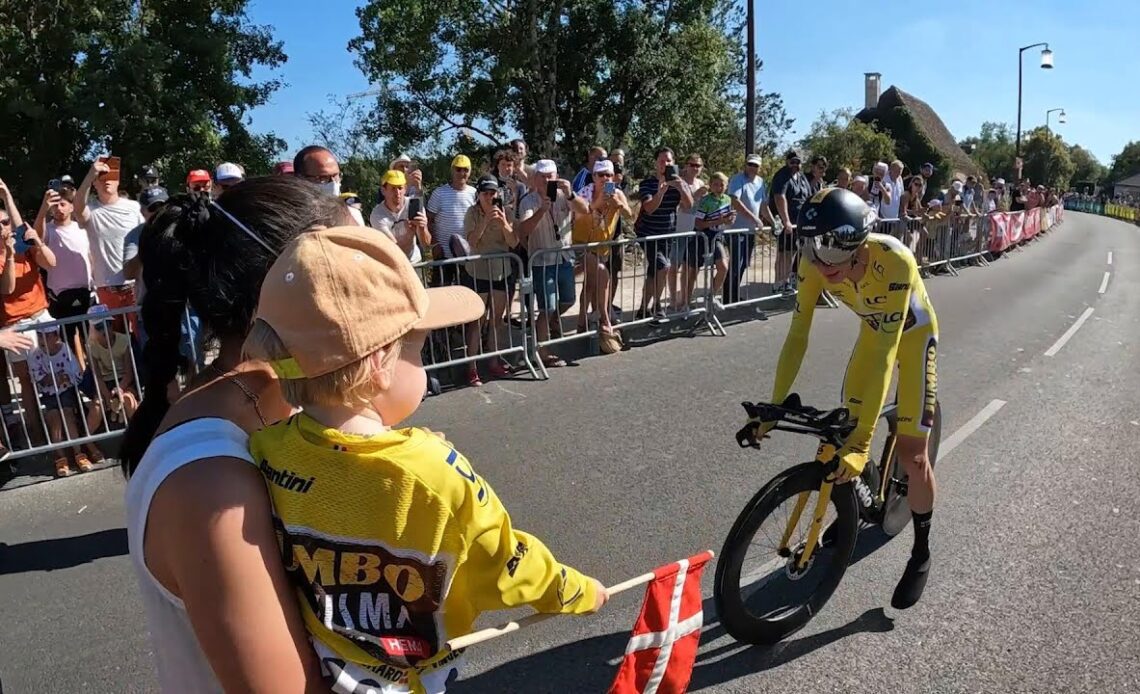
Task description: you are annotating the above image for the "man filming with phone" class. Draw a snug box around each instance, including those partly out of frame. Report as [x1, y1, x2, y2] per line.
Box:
[866, 162, 893, 216]
[75, 156, 144, 336]
[516, 160, 588, 368]
[369, 169, 430, 262]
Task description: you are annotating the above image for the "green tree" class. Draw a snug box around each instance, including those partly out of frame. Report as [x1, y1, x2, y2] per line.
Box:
[1020, 127, 1074, 190]
[1066, 145, 1106, 191]
[1108, 141, 1140, 183]
[349, 0, 781, 173]
[958, 121, 1016, 182]
[0, 1, 286, 208]
[799, 109, 896, 181]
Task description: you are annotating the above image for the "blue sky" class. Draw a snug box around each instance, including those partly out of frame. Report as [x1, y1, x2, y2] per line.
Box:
[245, 0, 1137, 166]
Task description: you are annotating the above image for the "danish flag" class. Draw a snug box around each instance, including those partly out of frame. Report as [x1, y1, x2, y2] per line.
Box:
[608, 551, 713, 694]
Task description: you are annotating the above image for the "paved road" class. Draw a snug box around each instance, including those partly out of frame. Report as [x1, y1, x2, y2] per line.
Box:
[2, 212, 1138, 693]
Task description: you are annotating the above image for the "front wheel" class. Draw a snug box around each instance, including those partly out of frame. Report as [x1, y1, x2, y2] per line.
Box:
[714, 462, 860, 645]
[881, 401, 942, 536]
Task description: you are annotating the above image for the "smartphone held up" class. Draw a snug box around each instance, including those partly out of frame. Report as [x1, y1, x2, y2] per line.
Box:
[98, 156, 122, 183]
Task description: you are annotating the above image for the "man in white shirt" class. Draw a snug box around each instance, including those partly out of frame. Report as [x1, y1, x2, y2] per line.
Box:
[426, 155, 476, 254]
[369, 169, 430, 262]
[879, 159, 905, 220]
[76, 157, 145, 335]
[515, 160, 588, 367]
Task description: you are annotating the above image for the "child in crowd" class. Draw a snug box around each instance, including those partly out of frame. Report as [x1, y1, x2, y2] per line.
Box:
[29, 324, 104, 476]
[244, 227, 607, 693]
[690, 172, 735, 307]
[83, 304, 139, 433]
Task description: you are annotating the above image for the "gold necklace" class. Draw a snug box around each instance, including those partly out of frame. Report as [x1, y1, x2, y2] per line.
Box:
[210, 361, 267, 427]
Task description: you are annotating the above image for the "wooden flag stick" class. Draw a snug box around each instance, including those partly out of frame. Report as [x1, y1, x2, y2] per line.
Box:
[444, 550, 714, 652]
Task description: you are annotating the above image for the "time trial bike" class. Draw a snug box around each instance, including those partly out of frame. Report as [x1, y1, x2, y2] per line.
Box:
[713, 393, 941, 644]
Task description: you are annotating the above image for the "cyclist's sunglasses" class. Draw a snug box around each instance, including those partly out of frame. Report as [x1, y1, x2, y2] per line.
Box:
[798, 236, 855, 268]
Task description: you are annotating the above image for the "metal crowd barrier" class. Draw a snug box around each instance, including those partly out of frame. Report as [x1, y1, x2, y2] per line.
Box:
[526, 231, 722, 378]
[714, 227, 800, 312]
[411, 252, 539, 383]
[1, 306, 143, 464]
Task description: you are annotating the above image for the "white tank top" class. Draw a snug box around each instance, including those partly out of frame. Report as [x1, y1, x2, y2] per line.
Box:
[124, 418, 254, 693]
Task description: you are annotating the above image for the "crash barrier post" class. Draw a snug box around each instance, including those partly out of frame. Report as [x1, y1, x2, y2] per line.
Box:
[1, 305, 143, 464]
[527, 231, 721, 379]
[412, 252, 539, 384]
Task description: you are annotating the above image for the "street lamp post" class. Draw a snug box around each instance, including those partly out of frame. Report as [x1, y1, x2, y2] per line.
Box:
[1016, 42, 1053, 158]
[745, 0, 756, 156]
[1045, 108, 1066, 135]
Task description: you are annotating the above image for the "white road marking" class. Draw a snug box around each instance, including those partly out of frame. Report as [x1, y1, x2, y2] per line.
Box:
[1098, 272, 1110, 294]
[1044, 307, 1095, 357]
[1107, 251, 1113, 266]
[940, 399, 1007, 460]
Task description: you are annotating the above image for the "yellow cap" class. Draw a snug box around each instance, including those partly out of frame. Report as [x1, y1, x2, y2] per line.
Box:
[249, 227, 484, 379]
[381, 169, 407, 187]
[451, 155, 472, 170]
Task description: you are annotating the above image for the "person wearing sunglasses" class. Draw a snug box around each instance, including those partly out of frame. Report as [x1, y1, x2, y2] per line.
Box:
[751, 187, 939, 611]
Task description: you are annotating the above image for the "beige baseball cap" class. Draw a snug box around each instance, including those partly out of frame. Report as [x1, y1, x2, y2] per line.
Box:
[251, 226, 484, 379]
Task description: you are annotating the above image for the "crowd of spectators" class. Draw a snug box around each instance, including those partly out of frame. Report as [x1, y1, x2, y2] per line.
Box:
[0, 140, 1069, 475]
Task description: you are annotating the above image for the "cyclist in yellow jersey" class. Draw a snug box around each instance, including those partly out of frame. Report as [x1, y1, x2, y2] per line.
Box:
[756, 187, 938, 610]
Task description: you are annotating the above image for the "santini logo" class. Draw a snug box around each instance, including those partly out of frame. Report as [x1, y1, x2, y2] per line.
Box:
[260, 459, 315, 494]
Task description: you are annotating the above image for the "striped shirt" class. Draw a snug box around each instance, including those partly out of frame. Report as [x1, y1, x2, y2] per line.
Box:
[427, 184, 477, 258]
[635, 177, 682, 238]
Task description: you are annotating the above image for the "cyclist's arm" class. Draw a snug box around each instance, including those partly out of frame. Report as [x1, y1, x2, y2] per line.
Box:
[848, 265, 913, 452]
[771, 257, 822, 403]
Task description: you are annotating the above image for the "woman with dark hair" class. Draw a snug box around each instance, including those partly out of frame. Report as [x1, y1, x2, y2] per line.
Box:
[121, 176, 350, 692]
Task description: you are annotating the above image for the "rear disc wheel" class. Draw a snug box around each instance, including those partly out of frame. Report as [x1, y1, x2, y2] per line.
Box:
[881, 401, 941, 536]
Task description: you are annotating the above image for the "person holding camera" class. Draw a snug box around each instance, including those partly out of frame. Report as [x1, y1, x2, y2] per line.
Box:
[573, 159, 630, 354]
[76, 157, 145, 336]
[460, 176, 519, 386]
[369, 169, 430, 262]
[35, 184, 93, 367]
[864, 162, 893, 215]
[634, 147, 693, 321]
[517, 160, 588, 368]
[0, 177, 59, 448]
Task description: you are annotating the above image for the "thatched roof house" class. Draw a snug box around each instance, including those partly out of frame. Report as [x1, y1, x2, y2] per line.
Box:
[855, 73, 985, 185]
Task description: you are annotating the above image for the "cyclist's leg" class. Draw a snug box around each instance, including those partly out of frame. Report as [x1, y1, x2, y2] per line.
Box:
[892, 329, 938, 608]
[895, 330, 938, 515]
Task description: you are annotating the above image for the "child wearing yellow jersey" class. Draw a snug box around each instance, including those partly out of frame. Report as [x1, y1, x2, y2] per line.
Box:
[244, 227, 607, 693]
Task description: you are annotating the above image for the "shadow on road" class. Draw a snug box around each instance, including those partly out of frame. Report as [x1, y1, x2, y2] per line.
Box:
[0, 527, 128, 575]
[458, 593, 893, 693]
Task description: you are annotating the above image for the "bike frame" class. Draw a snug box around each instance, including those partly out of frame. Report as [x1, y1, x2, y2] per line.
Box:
[773, 404, 900, 571]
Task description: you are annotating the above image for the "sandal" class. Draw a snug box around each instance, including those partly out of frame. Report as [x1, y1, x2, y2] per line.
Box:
[541, 353, 566, 368]
[75, 454, 95, 473]
[54, 458, 73, 478]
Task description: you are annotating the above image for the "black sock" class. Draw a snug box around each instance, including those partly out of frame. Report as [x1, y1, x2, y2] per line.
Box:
[911, 510, 932, 560]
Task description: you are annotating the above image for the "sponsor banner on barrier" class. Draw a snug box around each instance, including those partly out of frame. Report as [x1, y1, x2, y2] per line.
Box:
[987, 213, 1008, 253]
[1024, 207, 1040, 239]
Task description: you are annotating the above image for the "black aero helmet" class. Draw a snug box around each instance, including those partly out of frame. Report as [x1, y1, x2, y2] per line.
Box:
[796, 187, 877, 265]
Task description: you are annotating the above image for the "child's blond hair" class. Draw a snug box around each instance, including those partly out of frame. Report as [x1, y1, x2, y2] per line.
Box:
[243, 319, 402, 408]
